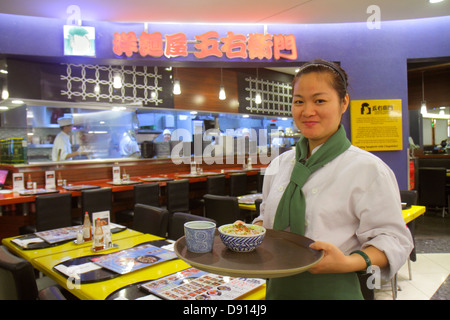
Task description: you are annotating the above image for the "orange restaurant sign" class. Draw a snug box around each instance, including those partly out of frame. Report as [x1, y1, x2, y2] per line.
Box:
[112, 31, 297, 60]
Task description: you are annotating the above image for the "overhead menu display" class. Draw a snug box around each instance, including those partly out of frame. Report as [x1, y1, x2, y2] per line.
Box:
[350, 99, 403, 151]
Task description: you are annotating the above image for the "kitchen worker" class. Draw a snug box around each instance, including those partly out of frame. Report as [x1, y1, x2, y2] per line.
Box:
[162, 129, 172, 142]
[119, 130, 141, 158]
[52, 116, 84, 161]
[253, 59, 413, 299]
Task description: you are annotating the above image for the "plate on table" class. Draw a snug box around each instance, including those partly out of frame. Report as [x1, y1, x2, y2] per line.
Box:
[237, 193, 262, 204]
[139, 177, 173, 182]
[174, 229, 323, 279]
[63, 185, 101, 191]
[18, 188, 59, 196]
[107, 180, 142, 186]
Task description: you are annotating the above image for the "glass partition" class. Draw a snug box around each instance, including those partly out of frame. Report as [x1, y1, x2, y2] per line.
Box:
[0, 100, 296, 164]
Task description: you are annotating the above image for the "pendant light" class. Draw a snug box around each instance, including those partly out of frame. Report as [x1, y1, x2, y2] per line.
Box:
[219, 68, 226, 100]
[420, 71, 427, 115]
[255, 68, 262, 105]
[173, 68, 181, 95]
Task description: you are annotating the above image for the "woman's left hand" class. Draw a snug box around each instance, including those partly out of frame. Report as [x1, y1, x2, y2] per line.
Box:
[308, 241, 354, 274]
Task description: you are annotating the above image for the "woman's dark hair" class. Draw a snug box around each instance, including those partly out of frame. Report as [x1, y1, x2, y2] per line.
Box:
[292, 59, 349, 101]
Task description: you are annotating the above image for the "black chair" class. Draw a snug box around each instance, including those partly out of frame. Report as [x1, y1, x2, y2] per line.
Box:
[0, 245, 69, 300]
[254, 198, 262, 217]
[19, 193, 73, 234]
[256, 171, 264, 193]
[115, 183, 160, 224]
[132, 204, 169, 237]
[229, 173, 247, 197]
[167, 212, 216, 241]
[203, 194, 244, 226]
[166, 179, 190, 214]
[418, 167, 447, 216]
[81, 187, 113, 220]
[206, 175, 226, 196]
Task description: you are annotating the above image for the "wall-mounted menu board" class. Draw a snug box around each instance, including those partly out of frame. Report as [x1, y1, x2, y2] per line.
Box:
[350, 99, 403, 151]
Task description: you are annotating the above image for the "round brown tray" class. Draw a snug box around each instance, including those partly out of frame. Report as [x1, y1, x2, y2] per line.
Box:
[174, 229, 323, 279]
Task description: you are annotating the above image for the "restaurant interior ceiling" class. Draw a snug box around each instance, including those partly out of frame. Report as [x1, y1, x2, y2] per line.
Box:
[0, 1, 449, 86]
[1, 0, 449, 24]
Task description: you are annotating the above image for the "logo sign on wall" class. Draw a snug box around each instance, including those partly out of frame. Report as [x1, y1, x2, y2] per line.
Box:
[63, 25, 96, 57]
[350, 99, 403, 151]
[112, 30, 297, 61]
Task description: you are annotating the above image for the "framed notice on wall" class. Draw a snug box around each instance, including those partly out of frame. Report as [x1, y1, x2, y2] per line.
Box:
[350, 99, 402, 151]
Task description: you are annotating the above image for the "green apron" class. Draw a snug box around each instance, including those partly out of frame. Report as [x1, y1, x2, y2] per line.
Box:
[269, 126, 363, 300]
[266, 272, 363, 300]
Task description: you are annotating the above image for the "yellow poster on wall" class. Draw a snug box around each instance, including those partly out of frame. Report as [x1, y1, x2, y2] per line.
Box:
[350, 99, 402, 151]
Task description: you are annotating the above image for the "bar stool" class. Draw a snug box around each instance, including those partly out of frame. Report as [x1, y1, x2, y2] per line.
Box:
[165, 179, 190, 214]
[229, 173, 247, 197]
[167, 212, 216, 241]
[115, 183, 160, 224]
[19, 193, 73, 234]
[132, 204, 169, 237]
[203, 194, 245, 226]
[73, 187, 112, 225]
[206, 175, 226, 196]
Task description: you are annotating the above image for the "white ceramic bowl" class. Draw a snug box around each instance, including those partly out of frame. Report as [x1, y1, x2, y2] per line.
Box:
[218, 223, 266, 252]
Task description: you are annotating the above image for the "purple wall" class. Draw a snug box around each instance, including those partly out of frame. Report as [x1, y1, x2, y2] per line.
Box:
[1, 14, 450, 188]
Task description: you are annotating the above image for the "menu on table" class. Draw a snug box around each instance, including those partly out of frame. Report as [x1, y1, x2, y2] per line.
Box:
[90, 244, 177, 274]
[140, 267, 265, 300]
[35, 226, 81, 244]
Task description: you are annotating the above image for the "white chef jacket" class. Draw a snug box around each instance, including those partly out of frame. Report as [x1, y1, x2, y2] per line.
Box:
[119, 132, 141, 158]
[255, 145, 414, 280]
[52, 131, 73, 161]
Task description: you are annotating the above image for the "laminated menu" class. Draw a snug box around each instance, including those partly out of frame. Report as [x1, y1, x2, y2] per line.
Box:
[35, 226, 81, 244]
[90, 244, 176, 274]
[140, 267, 265, 300]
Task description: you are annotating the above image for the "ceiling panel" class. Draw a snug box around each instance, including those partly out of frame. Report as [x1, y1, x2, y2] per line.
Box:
[0, 0, 449, 24]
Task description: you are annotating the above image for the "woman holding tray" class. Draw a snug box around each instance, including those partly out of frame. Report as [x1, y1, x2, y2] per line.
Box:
[252, 59, 413, 300]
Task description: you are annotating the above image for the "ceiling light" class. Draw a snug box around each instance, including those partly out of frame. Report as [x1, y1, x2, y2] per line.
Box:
[255, 92, 262, 105]
[219, 68, 226, 100]
[1, 89, 9, 100]
[173, 79, 181, 95]
[113, 73, 122, 89]
[420, 71, 427, 115]
[12, 99, 24, 104]
[219, 85, 226, 100]
[429, 0, 444, 3]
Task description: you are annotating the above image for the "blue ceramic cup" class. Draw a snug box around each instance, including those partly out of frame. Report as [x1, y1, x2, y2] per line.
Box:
[184, 221, 216, 253]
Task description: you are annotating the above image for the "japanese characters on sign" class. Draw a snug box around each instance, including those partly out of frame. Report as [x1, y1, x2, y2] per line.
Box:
[350, 99, 403, 151]
[112, 30, 297, 61]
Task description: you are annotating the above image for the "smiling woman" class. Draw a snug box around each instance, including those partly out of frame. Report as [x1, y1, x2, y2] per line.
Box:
[253, 59, 414, 300]
[291, 61, 349, 152]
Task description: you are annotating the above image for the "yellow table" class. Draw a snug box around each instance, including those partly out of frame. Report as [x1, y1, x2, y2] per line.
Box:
[240, 200, 426, 225]
[402, 205, 426, 224]
[1, 228, 142, 267]
[12, 232, 265, 300]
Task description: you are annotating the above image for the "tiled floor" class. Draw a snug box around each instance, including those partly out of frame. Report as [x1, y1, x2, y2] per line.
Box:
[375, 212, 450, 300]
[375, 253, 450, 300]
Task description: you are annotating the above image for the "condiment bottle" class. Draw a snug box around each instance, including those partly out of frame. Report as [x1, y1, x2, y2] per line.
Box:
[82, 212, 92, 241]
[57, 172, 63, 187]
[26, 174, 33, 189]
[93, 218, 104, 251]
